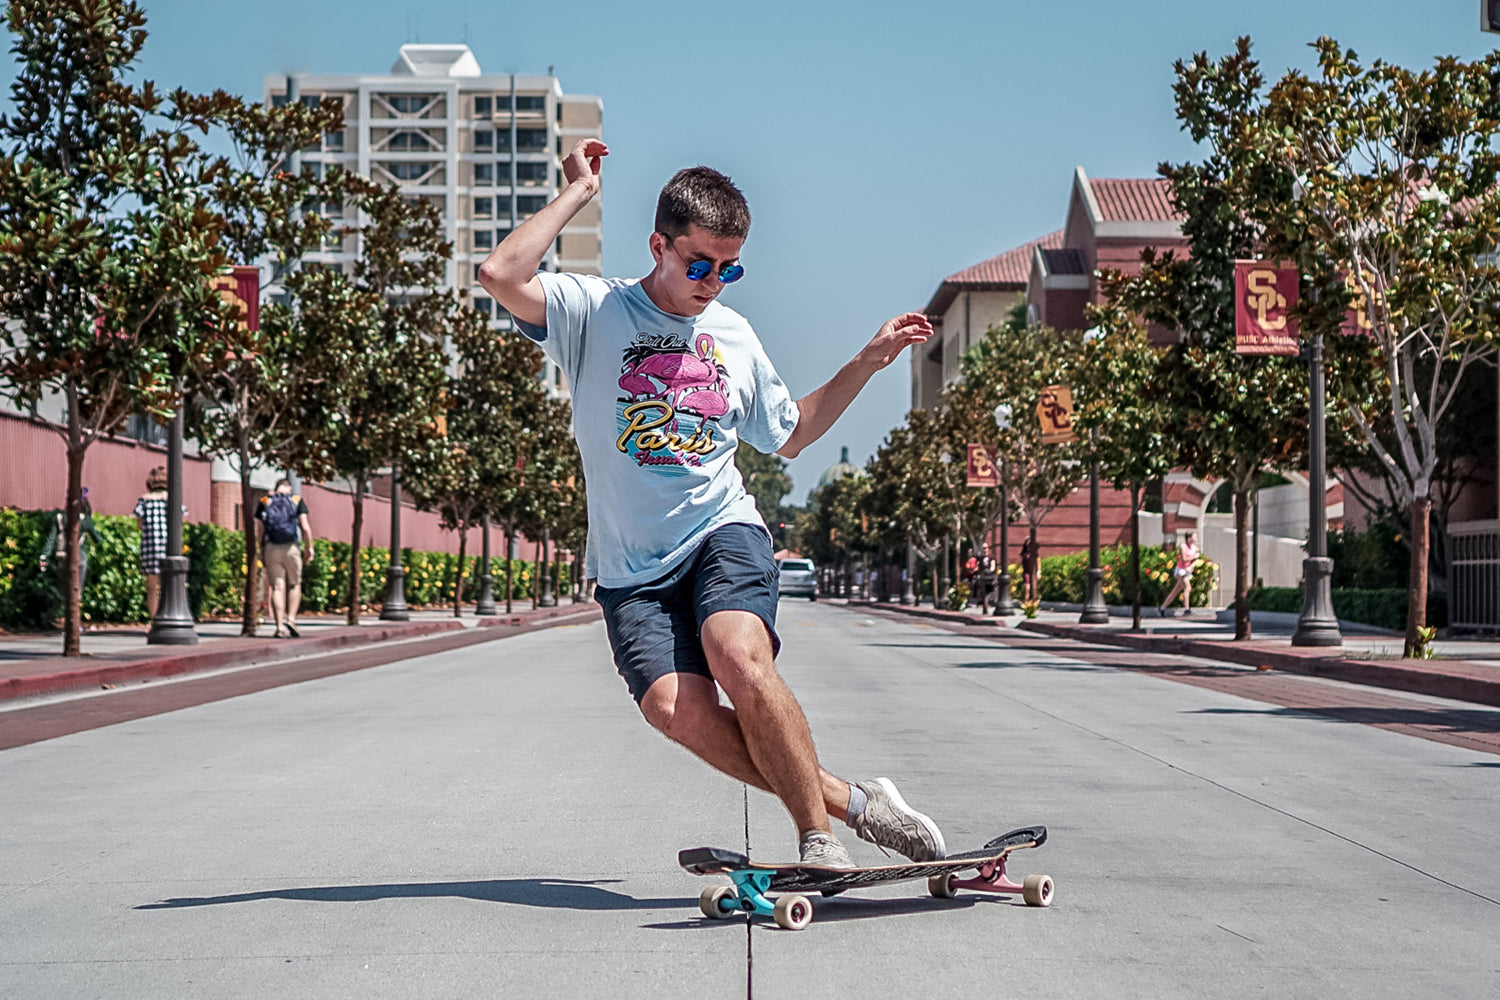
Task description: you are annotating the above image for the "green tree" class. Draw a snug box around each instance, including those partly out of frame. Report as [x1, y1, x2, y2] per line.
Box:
[0, 1, 235, 654]
[1176, 37, 1500, 655]
[1073, 306, 1176, 627]
[1096, 142, 1309, 640]
[293, 176, 451, 623]
[190, 93, 345, 635]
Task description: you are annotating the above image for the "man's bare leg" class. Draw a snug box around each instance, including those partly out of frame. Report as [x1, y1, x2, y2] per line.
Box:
[640, 670, 852, 826]
[269, 577, 287, 633]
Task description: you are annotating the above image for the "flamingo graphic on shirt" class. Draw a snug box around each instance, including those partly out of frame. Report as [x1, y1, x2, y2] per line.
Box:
[615, 332, 731, 472]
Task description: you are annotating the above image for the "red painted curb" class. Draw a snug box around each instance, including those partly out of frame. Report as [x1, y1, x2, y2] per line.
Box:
[0, 619, 465, 702]
[1016, 620, 1500, 709]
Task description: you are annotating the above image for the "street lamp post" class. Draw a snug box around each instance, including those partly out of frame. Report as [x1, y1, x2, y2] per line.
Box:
[538, 527, 556, 607]
[380, 461, 410, 621]
[938, 449, 953, 605]
[901, 543, 916, 604]
[1293, 330, 1343, 646]
[1079, 447, 1110, 623]
[474, 513, 497, 616]
[993, 404, 1016, 617]
[147, 389, 197, 646]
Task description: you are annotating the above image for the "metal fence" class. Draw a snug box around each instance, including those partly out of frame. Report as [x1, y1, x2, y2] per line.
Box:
[1449, 520, 1500, 633]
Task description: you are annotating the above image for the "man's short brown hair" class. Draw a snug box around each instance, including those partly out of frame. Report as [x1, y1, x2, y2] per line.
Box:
[655, 166, 751, 241]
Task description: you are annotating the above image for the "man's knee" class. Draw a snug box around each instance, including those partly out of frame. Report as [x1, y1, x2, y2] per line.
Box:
[640, 675, 713, 746]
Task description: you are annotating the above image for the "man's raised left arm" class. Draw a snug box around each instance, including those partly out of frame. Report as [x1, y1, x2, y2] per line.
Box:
[776, 312, 933, 459]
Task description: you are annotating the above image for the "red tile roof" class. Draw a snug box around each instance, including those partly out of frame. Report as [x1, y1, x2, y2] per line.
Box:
[942, 230, 1063, 287]
[1089, 177, 1182, 223]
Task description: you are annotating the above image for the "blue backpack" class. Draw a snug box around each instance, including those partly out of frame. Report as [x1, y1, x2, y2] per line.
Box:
[261, 493, 301, 545]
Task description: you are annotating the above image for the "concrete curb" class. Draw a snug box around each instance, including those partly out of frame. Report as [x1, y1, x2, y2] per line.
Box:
[1016, 620, 1500, 709]
[844, 600, 1006, 627]
[0, 620, 471, 702]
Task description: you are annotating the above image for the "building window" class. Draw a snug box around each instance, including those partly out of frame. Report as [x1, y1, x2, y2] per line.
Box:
[388, 94, 434, 115]
[473, 229, 493, 250]
[517, 194, 548, 216]
[516, 128, 548, 152]
[474, 162, 494, 185]
[386, 130, 434, 151]
[494, 95, 512, 111]
[473, 262, 486, 283]
[473, 297, 491, 316]
[126, 412, 167, 447]
[516, 95, 546, 112]
[515, 161, 549, 185]
[474, 196, 493, 219]
[324, 130, 344, 151]
[475, 128, 493, 152]
[496, 226, 511, 242]
[385, 161, 438, 181]
[474, 95, 491, 117]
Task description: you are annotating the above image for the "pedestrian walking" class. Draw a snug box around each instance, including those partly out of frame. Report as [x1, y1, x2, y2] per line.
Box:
[255, 479, 315, 638]
[1158, 531, 1201, 616]
[132, 467, 172, 619]
[1020, 536, 1040, 602]
[480, 140, 945, 869]
[39, 487, 101, 611]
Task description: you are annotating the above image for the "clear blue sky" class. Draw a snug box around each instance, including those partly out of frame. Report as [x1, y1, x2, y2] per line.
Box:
[26, 1, 1498, 501]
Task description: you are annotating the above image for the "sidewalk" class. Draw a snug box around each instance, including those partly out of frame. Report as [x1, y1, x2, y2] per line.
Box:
[0, 601, 599, 703]
[846, 598, 1500, 708]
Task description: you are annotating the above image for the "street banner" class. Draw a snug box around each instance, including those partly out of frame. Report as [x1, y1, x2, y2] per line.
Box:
[966, 443, 998, 488]
[1037, 384, 1077, 445]
[1340, 268, 1377, 338]
[211, 265, 261, 331]
[1234, 260, 1299, 355]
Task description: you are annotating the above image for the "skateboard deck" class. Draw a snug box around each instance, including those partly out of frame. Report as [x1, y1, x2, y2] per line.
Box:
[679, 825, 1051, 930]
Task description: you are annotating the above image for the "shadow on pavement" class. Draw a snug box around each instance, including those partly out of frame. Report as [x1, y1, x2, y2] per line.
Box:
[137, 878, 691, 912]
[1191, 705, 1500, 734]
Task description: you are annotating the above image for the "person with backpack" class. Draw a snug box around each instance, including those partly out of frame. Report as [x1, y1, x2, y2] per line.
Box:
[256, 479, 314, 638]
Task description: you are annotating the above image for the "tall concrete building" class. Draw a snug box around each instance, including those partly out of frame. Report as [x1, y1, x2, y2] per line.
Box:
[265, 44, 604, 398]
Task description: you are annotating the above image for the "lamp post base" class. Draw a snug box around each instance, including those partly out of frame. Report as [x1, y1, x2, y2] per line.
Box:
[993, 572, 1017, 616]
[475, 573, 497, 616]
[380, 567, 410, 621]
[1292, 556, 1343, 647]
[146, 555, 198, 645]
[1079, 567, 1109, 623]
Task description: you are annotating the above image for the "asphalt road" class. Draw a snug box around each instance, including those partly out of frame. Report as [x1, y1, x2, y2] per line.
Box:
[2, 601, 1497, 998]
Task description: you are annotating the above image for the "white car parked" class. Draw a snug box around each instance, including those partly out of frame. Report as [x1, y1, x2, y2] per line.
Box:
[777, 558, 818, 600]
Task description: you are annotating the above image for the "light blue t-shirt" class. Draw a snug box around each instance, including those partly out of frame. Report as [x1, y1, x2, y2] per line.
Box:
[515, 272, 800, 588]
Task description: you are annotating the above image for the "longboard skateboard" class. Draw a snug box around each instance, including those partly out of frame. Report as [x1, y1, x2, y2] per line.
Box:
[679, 825, 1051, 930]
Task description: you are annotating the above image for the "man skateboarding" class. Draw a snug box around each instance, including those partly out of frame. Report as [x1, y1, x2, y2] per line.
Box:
[479, 138, 943, 869]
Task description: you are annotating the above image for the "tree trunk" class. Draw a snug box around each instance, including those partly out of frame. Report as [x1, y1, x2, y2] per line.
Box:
[1130, 482, 1142, 631]
[1404, 496, 1432, 658]
[348, 484, 364, 626]
[454, 525, 468, 617]
[62, 379, 83, 657]
[1234, 486, 1252, 641]
[238, 435, 258, 637]
[533, 537, 541, 610]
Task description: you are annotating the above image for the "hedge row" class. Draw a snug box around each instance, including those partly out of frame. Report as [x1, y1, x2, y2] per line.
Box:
[1033, 543, 1219, 607]
[1246, 586, 1449, 631]
[0, 508, 571, 629]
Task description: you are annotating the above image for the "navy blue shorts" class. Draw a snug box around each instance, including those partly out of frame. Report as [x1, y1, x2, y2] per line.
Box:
[595, 523, 782, 704]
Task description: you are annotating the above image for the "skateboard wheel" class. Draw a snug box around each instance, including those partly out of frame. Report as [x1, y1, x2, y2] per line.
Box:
[772, 893, 813, 930]
[1022, 874, 1054, 907]
[927, 873, 958, 899]
[700, 885, 738, 919]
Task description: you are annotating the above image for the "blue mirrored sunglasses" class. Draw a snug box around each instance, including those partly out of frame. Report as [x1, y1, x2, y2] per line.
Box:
[685, 258, 745, 284]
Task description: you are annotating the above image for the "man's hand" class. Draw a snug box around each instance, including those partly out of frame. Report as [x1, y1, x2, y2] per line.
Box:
[561, 138, 608, 197]
[304, 546, 316, 565]
[858, 312, 934, 371]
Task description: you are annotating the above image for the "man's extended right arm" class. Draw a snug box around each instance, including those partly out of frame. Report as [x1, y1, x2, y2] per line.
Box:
[478, 138, 608, 327]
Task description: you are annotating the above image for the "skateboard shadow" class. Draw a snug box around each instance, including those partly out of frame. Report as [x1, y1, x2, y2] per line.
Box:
[136, 878, 691, 913]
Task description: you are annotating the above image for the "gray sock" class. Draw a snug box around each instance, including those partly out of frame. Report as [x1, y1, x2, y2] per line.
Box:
[845, 783, 868, 827]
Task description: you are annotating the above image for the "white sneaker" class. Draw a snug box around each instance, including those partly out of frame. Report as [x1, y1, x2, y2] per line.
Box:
[798, 831, 856, 868]
[851, 777, 946, 861]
